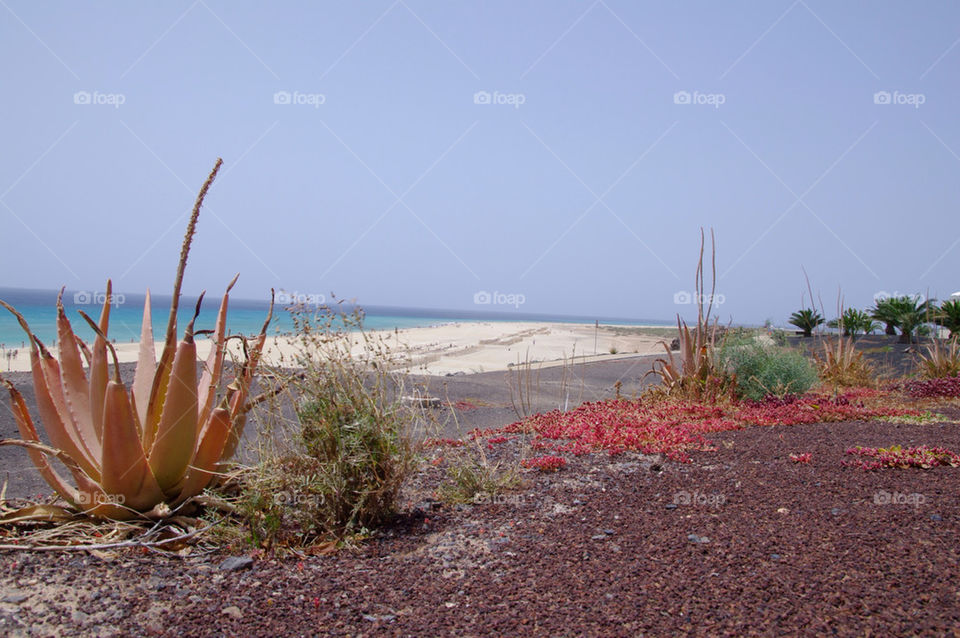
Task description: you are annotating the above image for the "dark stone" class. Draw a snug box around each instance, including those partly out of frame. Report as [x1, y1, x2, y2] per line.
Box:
[219, 556, 254, 572]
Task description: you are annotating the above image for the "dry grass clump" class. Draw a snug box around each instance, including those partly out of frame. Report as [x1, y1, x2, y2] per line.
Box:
[916, 337, 960, 379]
[814, 337, 875, 388]
[646, 229, 736, 403]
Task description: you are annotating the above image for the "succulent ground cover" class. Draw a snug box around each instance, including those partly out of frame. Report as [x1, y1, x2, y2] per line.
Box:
[844, 444, 960, 470]
[486, 388, 924, 463]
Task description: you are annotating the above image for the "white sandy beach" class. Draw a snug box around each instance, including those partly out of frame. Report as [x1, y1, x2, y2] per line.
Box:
[0, 322, 669, 376]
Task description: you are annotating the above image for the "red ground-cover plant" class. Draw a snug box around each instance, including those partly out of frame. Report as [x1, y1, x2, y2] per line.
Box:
[425, 438, 466, 448]
[496, 392, 921, 464]
[843, 445, 960, 470]
[521, 455, 567, 472]
[789, 453, 812, 464]
[902, 375, 960, 398]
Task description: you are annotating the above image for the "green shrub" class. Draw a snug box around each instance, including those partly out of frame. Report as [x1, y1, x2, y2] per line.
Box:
[721, 338, 818, 400]
[237, 302, 422, 549]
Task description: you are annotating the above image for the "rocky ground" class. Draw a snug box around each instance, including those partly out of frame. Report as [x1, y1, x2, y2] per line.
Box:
[2, 341, 960, 635]
[2, 413, 960, 636]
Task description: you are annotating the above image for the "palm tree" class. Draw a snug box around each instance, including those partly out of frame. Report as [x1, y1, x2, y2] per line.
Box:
[935, 299, 960, 338]
[885, 295, 936, 344]
[789, 308, 824, 337]
[828, 308, 876, 341]
[871, 298, 901, 336]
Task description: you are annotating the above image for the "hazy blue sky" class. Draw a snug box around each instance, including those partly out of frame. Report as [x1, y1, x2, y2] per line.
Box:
[1, 1, 958, 324]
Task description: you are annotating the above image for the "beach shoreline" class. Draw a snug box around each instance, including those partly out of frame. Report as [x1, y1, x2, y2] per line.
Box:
[0, 321, 672, 376]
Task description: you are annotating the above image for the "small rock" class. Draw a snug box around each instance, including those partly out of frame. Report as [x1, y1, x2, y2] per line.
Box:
[591, 534, 606, 540]
[221, 606, 242, 620]
[363, 614, 397, 622]
[665, 503, 678, 510]
[603, 529, 615, 535]
[219, 557, 253, 572]
[572, 500, 583, 506]
[71, 610, 89, 624]
[830, 507, 843, 516]
[687, 534, 710, 544]
[770, 553, 781, 560]
[1, 592, 29, 604]
[931, 514, 943, 522]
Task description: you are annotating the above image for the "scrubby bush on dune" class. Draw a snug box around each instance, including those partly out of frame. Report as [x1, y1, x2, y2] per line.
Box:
[236, 303, 422, 548]
[719, 336, 818, 401]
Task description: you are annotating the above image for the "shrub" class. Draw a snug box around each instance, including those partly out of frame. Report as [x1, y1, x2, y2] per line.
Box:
[237, 303, 422, 547]
[720, 339, 818, 400]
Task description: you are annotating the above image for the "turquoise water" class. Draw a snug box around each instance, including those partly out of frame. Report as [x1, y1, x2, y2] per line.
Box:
[0, 288, 668, 349]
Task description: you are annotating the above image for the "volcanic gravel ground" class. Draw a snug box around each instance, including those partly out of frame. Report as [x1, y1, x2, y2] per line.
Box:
[3, 416, 960, 636]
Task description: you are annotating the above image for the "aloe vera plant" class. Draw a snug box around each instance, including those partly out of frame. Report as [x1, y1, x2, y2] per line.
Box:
[0, 159, 273, 519]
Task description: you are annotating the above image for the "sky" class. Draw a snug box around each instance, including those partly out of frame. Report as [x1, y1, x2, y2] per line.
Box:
[1, 1, 958, 326]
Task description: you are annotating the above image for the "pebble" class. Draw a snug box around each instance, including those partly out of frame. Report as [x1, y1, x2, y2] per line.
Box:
[603, 529, 615, 535]
[770, 553, 781, 560]
[221, 606, 243, 620]
[591, 534, 606, 540]
[687, 534, 710, 544]
[219, 557, 254, 572]
[665, 503, 678, 510]
[1, 592, 29, 604]
[830, 508, 843, 516]
[931, 514, 943, 522]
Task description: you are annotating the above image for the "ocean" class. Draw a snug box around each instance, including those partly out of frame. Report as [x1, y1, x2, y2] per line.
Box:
[0, 288, 668, 349]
